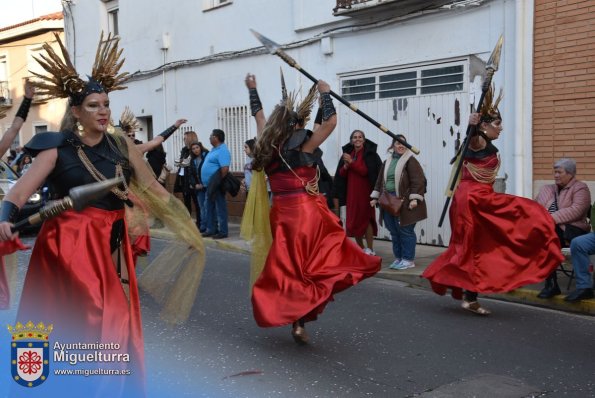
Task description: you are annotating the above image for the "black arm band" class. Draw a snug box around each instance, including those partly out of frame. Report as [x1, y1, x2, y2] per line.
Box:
[16, 97, 32, 121]
[0, 201, 19, 223]
[320, 93, 336, 121]
[158, 125, 178, 141]
[314, 108, 322, 125]
[249, 88, 263, 116]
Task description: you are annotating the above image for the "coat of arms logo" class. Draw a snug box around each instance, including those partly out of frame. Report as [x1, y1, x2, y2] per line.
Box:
[7, 321, 53, 387]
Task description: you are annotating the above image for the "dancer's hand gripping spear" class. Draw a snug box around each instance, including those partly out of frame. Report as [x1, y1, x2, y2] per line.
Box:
[250, 29, 420, 155]
[438, 35, 504, 227]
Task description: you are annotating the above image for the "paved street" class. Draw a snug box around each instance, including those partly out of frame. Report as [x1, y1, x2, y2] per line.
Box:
[2, 237, 595, 398]
[141, 239, 594, 398]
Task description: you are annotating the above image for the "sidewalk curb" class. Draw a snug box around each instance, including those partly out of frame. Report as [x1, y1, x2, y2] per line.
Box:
[150, 228, 595, 316]
[375, 268, 595, 316]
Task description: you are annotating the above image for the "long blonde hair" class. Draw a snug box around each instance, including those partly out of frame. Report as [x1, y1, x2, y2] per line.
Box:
[59, 104, 77, 132]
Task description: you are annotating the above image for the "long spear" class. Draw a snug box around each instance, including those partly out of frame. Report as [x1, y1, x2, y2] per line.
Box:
[12, 177, 125, 232]
[251, 29, 420, 155]
[438, 35, 504, 227]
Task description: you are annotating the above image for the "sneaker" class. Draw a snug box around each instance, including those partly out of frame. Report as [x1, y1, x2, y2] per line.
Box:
[363, 248, 376, 256]
[389, 259, 402, 269]
[392, 259, 415, 270]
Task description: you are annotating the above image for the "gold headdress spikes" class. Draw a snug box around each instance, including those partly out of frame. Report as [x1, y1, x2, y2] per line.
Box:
[295, 84, 318, 127]
[29, 31, 128, 105]
[479, 83, 503, 122]
[119, 106, 141, 135]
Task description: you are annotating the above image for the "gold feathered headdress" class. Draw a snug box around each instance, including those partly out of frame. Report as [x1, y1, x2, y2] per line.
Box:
[30, 31, 129, 105]
[119, 106, 141, 135]
[279, 83, 317, 129]
[479, 84, 503, 122]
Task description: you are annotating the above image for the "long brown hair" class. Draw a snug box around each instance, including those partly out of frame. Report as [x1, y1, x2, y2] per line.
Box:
[252, 104, 295, 170]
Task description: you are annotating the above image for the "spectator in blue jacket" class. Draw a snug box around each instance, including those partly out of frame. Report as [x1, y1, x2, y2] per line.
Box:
[201, 129, 231, 239]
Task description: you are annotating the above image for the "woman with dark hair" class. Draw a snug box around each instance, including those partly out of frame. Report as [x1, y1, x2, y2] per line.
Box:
[243, 138, 256, 192]
[244, 73, 380, 344]
[334, 129, 382, 254]
[175, 130, 199, 215]
[370, 134, 427, 270]
[422, 86, 563, 315]
[17, 154, 32, 174]
[189, 141, 209, 232]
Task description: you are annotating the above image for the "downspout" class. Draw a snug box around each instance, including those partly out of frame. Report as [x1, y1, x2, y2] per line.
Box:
[514, 0, 534, 197]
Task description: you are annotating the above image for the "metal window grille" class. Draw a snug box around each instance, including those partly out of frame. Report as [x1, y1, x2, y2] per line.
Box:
[217, 105, 251, 172]
[342, 63, 465, 100]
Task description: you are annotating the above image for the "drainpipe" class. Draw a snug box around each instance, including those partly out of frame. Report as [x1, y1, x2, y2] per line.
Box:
[514, 0, 534, 197]
[161, 33, 170, 131]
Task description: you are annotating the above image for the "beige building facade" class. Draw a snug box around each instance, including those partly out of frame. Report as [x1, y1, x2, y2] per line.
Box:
[0, 12, 66, 156]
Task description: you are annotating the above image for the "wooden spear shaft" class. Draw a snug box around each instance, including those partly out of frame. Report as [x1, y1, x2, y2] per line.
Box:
[251, 29, 419, 154]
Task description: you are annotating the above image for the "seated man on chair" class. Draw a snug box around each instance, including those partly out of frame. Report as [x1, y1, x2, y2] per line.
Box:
[565, 202, 595, 302]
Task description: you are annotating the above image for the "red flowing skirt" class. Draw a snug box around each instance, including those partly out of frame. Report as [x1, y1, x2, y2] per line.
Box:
[252, 193, 381, 327]
[17, 207, 145, 395]
[422, 180, 564, 295]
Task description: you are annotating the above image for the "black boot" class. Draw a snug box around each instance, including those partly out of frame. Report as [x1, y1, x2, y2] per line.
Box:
[537, 273, 561, 299]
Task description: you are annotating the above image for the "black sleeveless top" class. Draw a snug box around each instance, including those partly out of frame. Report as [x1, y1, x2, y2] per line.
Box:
[464, 139, 499, 160]
[25, 131, 132, 211]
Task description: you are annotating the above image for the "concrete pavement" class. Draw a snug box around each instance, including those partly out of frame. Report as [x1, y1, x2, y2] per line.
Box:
[150, 222, 595, 316]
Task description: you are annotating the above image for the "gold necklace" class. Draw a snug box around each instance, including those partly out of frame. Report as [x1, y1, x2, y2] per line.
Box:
[76, 145, 129, 200]
[276, 146, 320, 195]
[464, 155, 500, 184]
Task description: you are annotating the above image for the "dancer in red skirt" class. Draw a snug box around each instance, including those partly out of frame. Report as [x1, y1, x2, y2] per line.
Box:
[245, 74, 380, 344]
[422, 86, 564, 315]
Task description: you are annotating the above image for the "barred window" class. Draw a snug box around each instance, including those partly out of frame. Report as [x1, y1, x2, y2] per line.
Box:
[341, 62, 465, 100]
[420, 65, 464, 94]
[217, 105, 251, 172]
[379, 71, 416, 98]
[342, 77, 375, 101]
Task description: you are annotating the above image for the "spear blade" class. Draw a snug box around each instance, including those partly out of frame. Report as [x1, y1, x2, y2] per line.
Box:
[69, 176, 125, 211]
[486, 35, 504, 71]
[250, 29, 280, 55]
[280, 67, 288, 101]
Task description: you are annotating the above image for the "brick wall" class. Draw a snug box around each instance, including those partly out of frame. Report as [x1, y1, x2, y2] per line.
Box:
[533, 0, 595, 190]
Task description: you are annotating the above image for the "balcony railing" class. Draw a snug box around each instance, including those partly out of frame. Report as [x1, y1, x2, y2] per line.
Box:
[334, 0, 377, 12]
[334, 0, 459, 17]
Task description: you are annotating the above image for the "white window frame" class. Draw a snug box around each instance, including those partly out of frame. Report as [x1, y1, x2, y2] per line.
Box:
[105, 1, 119, 36]
[340, 59, 467, 101]
[0, 53, 10, 105]
[33, 123, 48, 136]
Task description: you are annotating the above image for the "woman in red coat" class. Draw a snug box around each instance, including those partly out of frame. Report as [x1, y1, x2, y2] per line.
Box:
[334, 130, 382, 255]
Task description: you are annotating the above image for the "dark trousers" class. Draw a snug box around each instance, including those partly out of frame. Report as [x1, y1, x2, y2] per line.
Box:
[183, 189, 200, 225]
